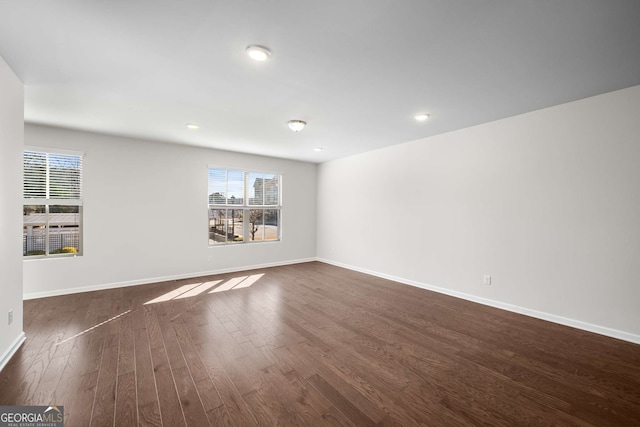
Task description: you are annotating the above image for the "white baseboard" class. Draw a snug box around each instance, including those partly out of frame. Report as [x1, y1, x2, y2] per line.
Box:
[317, 258, 640, 345]
[0, 332, 26, 373]
[23, 257, 317, 300]
[23, 256, 640, 346]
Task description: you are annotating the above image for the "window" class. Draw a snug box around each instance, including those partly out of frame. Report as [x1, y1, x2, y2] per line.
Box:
[208, 167, 281, 245]
[23, 149, 83, 257]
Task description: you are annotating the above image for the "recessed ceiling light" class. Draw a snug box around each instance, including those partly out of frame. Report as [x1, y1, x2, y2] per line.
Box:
[186, 123, 200, 130]
[415, 113, 430, 122]
[314, 147, 323, 152]
[288, 120, 306, 132]
[246, 45, 271, 61]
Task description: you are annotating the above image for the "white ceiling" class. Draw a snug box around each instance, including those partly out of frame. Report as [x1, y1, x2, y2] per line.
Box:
[1, 1, 639, 163]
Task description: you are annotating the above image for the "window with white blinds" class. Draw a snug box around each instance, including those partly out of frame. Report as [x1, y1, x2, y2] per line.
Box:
[208, 167, 281, 245]
[23, 150, 83, 257]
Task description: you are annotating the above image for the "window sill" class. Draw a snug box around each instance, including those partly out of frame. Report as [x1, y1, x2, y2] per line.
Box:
[23, 254, 82, 260]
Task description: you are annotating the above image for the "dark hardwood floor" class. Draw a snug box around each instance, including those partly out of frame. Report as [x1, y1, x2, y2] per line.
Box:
[1, 261, 639, 426]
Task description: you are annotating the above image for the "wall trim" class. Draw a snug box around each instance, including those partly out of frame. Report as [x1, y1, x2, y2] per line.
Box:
[23, 257, 316, 300]
[316, 258, 640, 345]
[0, 332, 26, 373]
[23, 255, 640, 345]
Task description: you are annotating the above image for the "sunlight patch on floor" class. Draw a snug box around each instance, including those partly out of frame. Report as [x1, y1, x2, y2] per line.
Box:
[232, 273, 264, 289]
[209, 276, 247, 293]
[175, 280, 222, 299]
[143, 274, 266, 305]
[144, 283, 203, 305]
[56, 310, 131, 345]
[209, 273, 264, 293]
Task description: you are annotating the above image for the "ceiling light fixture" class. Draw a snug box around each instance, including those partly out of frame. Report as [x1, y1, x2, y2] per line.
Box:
[246, 45, 271, 61]
[288, 120, 306, 132]
[415, 113, 430, 122]
[314, 147, 323, 152]
[186, 123, 200, 130]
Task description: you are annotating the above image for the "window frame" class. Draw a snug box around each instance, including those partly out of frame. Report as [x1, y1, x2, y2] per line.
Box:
[207, 166, 282, 246]
[23, 147, 84, 258]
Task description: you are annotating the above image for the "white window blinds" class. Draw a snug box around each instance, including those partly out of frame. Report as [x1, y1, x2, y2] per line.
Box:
[23, 150, 83, 203]
[23, 151, 47, 199]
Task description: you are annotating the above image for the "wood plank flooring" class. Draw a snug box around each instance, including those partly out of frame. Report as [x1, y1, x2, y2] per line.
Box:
[1, 261, 639, 426]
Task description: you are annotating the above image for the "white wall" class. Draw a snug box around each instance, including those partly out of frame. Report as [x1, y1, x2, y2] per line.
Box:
[0, 56, 25, 369]
[317, 85, 640, 341]
[23, 125, 317, 297]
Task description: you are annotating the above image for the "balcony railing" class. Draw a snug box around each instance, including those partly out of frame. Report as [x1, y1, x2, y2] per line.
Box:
[23, 233, 80, 256]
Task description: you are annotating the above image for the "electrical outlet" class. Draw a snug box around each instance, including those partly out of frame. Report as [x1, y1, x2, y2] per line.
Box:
[8, 310, 13, 325]
[483, 275, 492, 285]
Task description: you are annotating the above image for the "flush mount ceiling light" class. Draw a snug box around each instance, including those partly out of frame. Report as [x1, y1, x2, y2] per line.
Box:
[415, 113, 430, 122]
[288, 120, 306, 132]
[246, 45, 271, 61]
[186, 123, 200, 130]
[314, 147, 323, 152]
